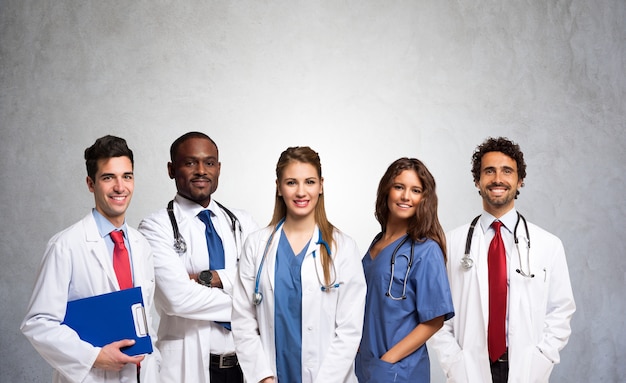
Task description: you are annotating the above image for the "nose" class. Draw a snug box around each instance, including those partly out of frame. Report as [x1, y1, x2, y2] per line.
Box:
[296, 183, 305, 197]
[113, 177, 125, 192]
[401, 189, 410, 200]
[196, 162, 208, 175]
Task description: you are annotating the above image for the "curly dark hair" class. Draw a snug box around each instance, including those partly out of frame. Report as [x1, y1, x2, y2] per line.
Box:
[471, 137, 526, 196]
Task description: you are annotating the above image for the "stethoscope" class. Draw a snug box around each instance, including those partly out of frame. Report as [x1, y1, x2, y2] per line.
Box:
[167, 199, 243, 255]
[370, 233, 415, 300]
[252, 218, 341, 306]
[462, 212, 534, 278]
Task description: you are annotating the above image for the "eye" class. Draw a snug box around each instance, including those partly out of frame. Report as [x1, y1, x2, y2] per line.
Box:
[185, 160, 197, 167]
[206, 160, 216, 167]
[286, 180, 296, 186]
[124, 174, 134, 180]
[412, 188, 422, 194]
[393, 184, 404, 190]
[306, 179, 316, 185]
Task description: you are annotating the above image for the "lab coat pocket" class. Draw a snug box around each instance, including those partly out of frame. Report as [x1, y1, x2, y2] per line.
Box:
[157, 338, 184, 382]
[529, 347, 553, 382]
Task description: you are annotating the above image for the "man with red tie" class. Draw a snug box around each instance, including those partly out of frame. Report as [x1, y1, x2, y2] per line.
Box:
[431, 137, 575, 383]
[21, 135, 160, 383]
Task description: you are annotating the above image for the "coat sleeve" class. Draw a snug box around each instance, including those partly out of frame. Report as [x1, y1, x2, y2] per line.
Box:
[232, 231, 276, 382]
[215, 208, 259, 296]
[313, 234, 366, 383]
[535, 235, 576, 364]
[430, 228, 470, 383]
[20, 236, 101, 383]
[138, 213, 232, 321]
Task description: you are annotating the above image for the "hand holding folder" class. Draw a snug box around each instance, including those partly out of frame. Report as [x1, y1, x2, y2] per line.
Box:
[62, 287, 153, 356]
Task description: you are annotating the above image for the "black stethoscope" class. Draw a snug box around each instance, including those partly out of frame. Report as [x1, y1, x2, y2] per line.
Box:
[462, 212, 534, 278]
[167, 199, 243, 255]
[252, 218, 341, 306]
[371, 233, 415, 300]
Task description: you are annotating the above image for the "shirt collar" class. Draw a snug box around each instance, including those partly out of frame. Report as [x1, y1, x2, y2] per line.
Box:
[91, 209, 128, 238]
[479, 208, 518, 234]
[174, 193, 220, 218]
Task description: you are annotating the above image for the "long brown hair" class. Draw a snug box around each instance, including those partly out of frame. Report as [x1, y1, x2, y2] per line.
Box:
[375, 157, 447, 262]
[270, 146, 336, 285]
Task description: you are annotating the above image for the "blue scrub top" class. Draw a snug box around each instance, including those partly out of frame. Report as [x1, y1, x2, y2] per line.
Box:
[275, 232, 309, 383]
[356, 236, 454, 383]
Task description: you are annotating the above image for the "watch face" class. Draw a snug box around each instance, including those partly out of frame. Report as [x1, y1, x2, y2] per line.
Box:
[199, 270, 212, 285]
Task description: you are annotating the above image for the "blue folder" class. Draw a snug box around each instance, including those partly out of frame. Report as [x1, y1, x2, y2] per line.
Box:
[62, 286, 153, 356]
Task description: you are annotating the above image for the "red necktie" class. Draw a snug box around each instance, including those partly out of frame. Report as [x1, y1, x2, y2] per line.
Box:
[110, 230, 133, 290]
[488, 220, 507, 362]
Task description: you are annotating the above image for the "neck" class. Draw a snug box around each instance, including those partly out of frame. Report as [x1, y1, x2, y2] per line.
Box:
[485, 204, 515, 219]
[382, 219, 408, 242]
[283, 214, 316, 234]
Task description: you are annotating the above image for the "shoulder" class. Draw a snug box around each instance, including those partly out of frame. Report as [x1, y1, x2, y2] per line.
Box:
[214, 203, 259, 230]
[526, 220, 561, 241]
[245, 226, 273, 244]
[414, 238, 445, 258]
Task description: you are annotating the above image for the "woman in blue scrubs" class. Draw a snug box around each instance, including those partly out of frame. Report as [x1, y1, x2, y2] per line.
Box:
[356, 158, 454, 383]
[232, 146, 366, 383]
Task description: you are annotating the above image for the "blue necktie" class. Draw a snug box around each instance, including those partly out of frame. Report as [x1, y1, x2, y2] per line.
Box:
[197, 210, 231, 331]
[198, 210, 225, 270]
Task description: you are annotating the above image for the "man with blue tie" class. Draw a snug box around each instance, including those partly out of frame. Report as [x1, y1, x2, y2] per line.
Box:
[21, 135, 160, 382]
[139, 132, 258, 383]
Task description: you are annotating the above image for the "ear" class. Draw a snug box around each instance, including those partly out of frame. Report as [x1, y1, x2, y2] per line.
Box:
[167, 162, 175, 179]
[86, 176, 95, 192]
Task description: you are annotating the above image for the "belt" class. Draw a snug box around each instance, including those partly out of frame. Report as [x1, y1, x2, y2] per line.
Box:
[492, 349, 509, 363]
[210, 353, 239, 369]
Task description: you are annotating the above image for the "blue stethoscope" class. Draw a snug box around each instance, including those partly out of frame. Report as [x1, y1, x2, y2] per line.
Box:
[371, 233, 415, 300]
[252, 218, 341, 306]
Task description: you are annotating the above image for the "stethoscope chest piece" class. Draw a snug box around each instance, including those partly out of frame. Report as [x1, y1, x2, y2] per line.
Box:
[461, 255, 474, 270]
[253, 292, 263, 306]
[173, 237, 187, 254]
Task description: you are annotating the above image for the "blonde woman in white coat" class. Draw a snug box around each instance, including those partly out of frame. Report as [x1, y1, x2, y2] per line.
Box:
[232, 146, 366, 383]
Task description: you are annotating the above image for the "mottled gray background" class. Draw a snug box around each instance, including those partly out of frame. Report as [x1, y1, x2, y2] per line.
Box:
[1, 1, 624, 382]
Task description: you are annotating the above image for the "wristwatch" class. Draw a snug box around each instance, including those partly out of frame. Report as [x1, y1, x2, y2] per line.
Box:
[198, 270, 213, 287]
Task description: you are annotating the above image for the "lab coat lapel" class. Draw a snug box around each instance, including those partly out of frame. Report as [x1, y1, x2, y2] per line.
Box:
[474, 227, 491, 332]
[264, 227, 281, 294]
[82, 214, 119, 290]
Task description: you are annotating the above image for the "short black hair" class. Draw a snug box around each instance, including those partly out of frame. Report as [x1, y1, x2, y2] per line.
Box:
[84, 135, 134, 180]
[169, 132, 218, 162]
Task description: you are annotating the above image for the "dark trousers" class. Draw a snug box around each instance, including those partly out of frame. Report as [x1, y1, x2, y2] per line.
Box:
[490, 350, 509, 383]
[210, 363, 244, 383]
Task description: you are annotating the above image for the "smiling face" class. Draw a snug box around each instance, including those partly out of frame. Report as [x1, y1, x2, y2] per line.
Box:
[387, 169, 423, 224]
[168, 137, 221, 208]
[87, 156, 134, 227]
[277, 161, 323, 221]
[476, 151, 523, 217]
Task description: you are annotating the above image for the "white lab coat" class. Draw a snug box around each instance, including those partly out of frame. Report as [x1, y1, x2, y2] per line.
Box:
[21, 213, 160, 383]
[232, 225, 366, 383]
[138, 195, 258, 382]
[430, 213, 575, 383]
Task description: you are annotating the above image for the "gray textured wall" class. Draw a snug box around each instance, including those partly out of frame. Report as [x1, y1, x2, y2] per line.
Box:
[1, 1, 624, 382]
